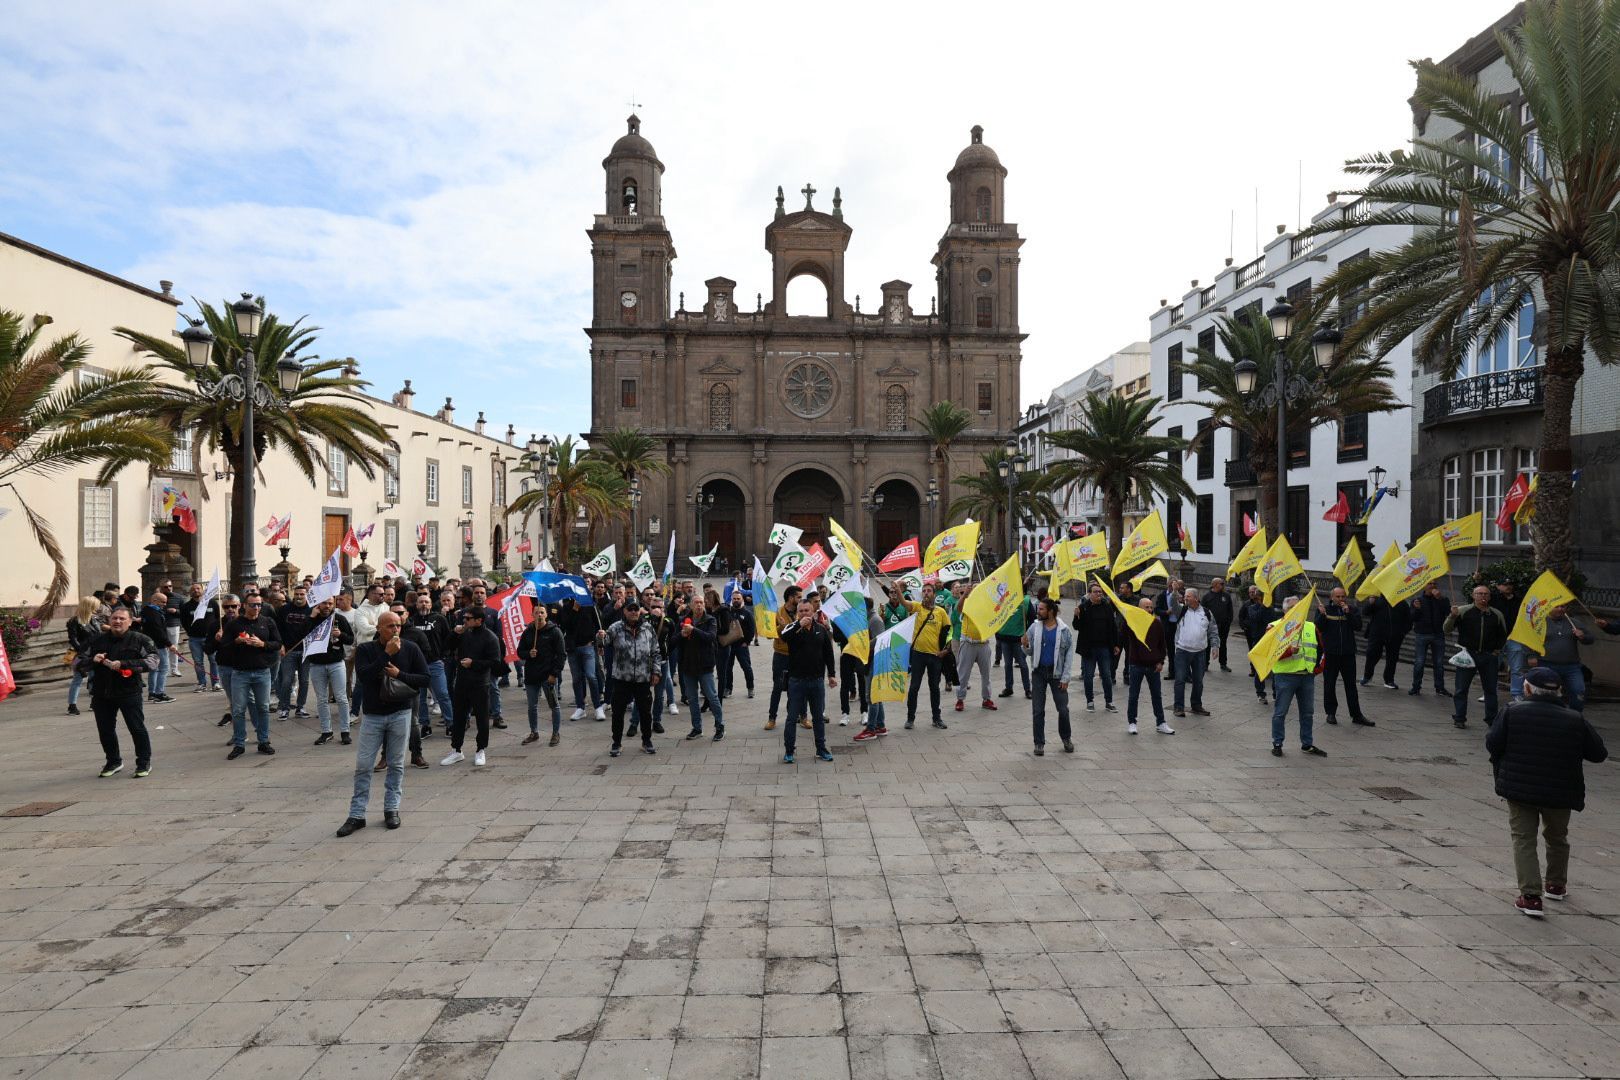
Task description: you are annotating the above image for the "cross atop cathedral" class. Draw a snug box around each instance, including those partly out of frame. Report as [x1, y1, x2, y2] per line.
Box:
[801, 183, 816, 211]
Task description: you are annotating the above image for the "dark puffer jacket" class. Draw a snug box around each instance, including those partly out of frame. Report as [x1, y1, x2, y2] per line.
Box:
[1485, 699, 1608, 811]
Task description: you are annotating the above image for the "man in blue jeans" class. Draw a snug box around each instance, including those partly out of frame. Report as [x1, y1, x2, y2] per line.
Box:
[1447, 585, 1508, 728]
[779, 599, 836, 763]
[559, 596, 606, 721]
[219, 595, 281, 758]
[1071, 583, 1119, 712]
[1531, 604, 1596, 712]
[1409, 582, 1451, 696]
[338, 611, 428, 836]
[1171, 588, 1218, 718]
[1269, 617, 1326, 758]
[407, 592, 453, 737]
[678, 595, 725, 740]
[1023, 597, 1073, 755]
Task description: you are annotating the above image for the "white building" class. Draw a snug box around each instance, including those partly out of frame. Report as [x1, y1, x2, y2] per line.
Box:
[1145, 199, 1416, 577]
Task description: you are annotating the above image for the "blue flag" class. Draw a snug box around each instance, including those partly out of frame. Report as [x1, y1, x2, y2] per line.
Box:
[522, 571, 594, 606]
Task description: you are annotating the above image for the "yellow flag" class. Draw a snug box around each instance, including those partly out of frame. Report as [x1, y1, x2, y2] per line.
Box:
[961, 554, 1025, 637]
[1514, 475, 1538, 525]
[1111, 511, 1168, 577]
[827, 517, 866, 571]
[1509, 570, 1577, 652]
[1249, 587, 1317, 682]
[1254, 535, 1303, 606]
[1355, 541, 1403, 601]
[1331, 541, 1366, 592]
[1434, 511, 1483, 552]
[1128, 560, 1169, 592]
[924, 520, 980, 573]
[1379, 530, 1451, 605]
[1098, 575, 1158, 646]
[1048, 531, 1109, 591]
[1227, 526, 1268, 578]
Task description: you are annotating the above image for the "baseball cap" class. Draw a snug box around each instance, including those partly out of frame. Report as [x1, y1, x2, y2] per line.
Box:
[623, 598, 642, 611]
[1524, 668, 1562, 692]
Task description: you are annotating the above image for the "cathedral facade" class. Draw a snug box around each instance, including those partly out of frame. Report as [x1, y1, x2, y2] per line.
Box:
[585, 117, 1024, 569]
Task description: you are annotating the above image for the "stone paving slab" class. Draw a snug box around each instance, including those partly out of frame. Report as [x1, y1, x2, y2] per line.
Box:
[0, 660, 1616, 1078]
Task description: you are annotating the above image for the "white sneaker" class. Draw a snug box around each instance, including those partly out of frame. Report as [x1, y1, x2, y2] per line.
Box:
[594, 705, 606, 721]
[839, 717, 849, 726]
[668, 702, 680, 715]
[473, 750, 486, 767]
[1156, 723, 1176, 735]
[439, 750, 465, 766]
[570, 708, 585, 721]
[1127, 723, 1138, 735]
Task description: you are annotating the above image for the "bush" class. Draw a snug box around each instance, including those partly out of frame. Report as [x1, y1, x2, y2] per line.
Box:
[0, 611, 42, 658]
[1464, 557, 1587, 598]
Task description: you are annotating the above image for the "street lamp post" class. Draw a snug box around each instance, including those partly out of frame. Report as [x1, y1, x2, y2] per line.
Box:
[687, 487, 714, 555]
[1231, 299, 1342, 550]
[861, 485, 885, 552]
[925, 477, 939, 539]
[179, 293, 304, 590]
[524, 434, 556, 562]
[629, 476, 642, 555]
[996, 438, 1030, 564]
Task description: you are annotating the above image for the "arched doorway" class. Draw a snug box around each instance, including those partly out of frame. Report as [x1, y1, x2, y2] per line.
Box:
[696, 478, 746, 577]
[491, 523, 505, 570]
[772, 467, 845, 550]
[871, 478, 921, 558]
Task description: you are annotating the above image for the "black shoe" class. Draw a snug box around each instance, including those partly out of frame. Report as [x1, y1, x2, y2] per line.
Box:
[904, 719, 915, 729]
[653, 722, 665, 734]
[932, 721, 948, 730]
[686, 729, 703, 740]
[1220, 665, 1232, 673]
[492, 718, 508, 729]
[1358, 678, 1371, 686]
[1272, 745, 1283, 756]
[610, 745, 621, 757]
[384, 811, 401, 830]
[336, 818, 365, 837]
[218, 713, 231, 726]
[1408, 688, 1421, 696]
[340, 731, 351, 745]
[1024, 690, 1031, 699]
[258, 743, 275, 755]
[1302, 745, 1327, 757]
[998, 689, 1014, 698]
[67, 703, 79, 715]
[1257, 695, 1268, 705]
[1435, 687, 1450, 696]
[227, 745, 245, 759]
[713, 729, 724, 741]
[1324, 715, 1338, 725]
[314, 732, 333, 745]
[1062, 740, 1074, 753]
[1454, 719, 1468, 729]
[1033, 746, 1045, 756]
[1352, 716, 1376, 727]
[642, 744, 656, 755]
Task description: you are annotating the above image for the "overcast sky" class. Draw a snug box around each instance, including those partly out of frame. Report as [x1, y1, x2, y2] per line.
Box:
[1, 1, 1502, 433]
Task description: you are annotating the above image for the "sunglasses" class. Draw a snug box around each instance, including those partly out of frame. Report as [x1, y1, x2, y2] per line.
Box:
[222, 604, 240, 609]
[244, 601, 263, 607]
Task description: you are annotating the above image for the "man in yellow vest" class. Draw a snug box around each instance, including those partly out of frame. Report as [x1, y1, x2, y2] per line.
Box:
[1270, 618, 1327, 759]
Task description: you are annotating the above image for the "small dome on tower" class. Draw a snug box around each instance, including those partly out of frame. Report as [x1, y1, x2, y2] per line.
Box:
[953, 124, 1002, 169]
[609, 114, 658, 159]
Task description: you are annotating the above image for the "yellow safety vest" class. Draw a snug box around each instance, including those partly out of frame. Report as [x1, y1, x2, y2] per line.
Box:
[1270, 621, 1319, 675]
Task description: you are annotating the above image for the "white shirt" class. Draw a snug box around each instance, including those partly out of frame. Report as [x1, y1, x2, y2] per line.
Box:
[1175, 605, 1210, 652]
[352, 600, 386, 646]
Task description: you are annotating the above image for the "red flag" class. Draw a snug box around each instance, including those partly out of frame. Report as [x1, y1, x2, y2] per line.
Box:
[876, 537, 921, 573]
[1176, 521, 1191, 549]
[500, 540, 512, 555]
[1242, 513, 1257, 537]
[341, 527, 361, 559]
[176, 506, 198, 534]
[516, 537, 532, 553]
[1323, 491, 1350, 523]
[489, 585, 533, 662]
[1497, 472, 1531, 531]
[415, 523, 428, 546]
[1039, 535, 1054, 553]
[794, 542, 833, 590]
[0, 633, 14, 702]
[261, 513, 291, 546]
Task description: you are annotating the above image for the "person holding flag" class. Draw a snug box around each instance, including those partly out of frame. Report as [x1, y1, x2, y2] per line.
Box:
[778, 596, 837, 764]
[1444, 585, 1508, 729]
[1314, 587, 1373, 727]
[1261, 592, 1327, 758]
[1527, 603, 1597, 713]
[900, 581, 953, 730]
[306, 598, 355, 745]
[1239, 585, 1280, 704]
[1122, 594, 1172, 736]
[1022, 596, 1074, 755]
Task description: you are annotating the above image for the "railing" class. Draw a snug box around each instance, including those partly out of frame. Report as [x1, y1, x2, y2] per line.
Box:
[1224, 460, 1258, 487]
[1169, 303, 1185, 323]
[1198, 285, 1216, 309]
[1422, 366, 1543, 425]
[1345, 199, 1375, 226]
[1236, 257, 1265, 287]
[1290, 233, 1314, 259]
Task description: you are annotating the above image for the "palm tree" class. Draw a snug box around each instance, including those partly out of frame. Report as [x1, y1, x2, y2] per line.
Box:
[946, 447, 1062, 557]
[589, 426, 668, 555]
[506, 435, 620, 562]
[1307, 0, 1620, 579]
[1182, 312, 1405, 540]
[915, 400, 972, 534]
[0, 310, 176, 619]
[116, 299, 392, 588]
[1044, 391, 1196, 570]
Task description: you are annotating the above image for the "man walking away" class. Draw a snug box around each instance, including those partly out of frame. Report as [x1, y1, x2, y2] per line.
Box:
[1239, 586, 1280, 704]
[1485, 668, 1607, 916]
[995, 592, 1033, 699]
[75, 607, 160, 777]
[1315, 587, 1373, 727]
[1072, 582, 1120, 713]
[139, 592, 174, 703]
[1203, 577, 1235, 672]
[519, 603, 568, 746]
[1268, 609, 1325, 758]
[221, 596, 282, 759]
[952, 608, 996, 714]
[1171, 588, 1217, 718]
[1023, 597, 1073, 755]
[441, 607, 501, 766]
[1410, 582, 1451, 697]
[1446, 586, 1507, 729]
[780, 598, 837, 763]
[338, 611, 429, 836]
[1124, 596, 1171, 736]
[604, 599, 662, 757]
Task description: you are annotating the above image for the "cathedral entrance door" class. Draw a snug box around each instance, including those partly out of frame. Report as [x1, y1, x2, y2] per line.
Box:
[789, 514, 823, 550]
[774, 467, 844, 553]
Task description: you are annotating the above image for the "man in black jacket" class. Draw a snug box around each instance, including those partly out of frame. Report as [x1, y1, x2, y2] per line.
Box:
[1446, 585, 1507, 728]
[1360, 594, 1410, 690]
[1071, 583, 1120, 712]
[339, 610, 429, 836]
[1485, 667, 1608, 916]
[74, 606, 161, 777]
[724, 591, 756, 700]
[307, 599, 356, 745]
[407, 592, 454, 736]
[179, 581, 218, 692]
[274, 584, 315, 720]
[1409, 582, 1451, 697]
[442, 607, 502, 766]
[138, 594, 174, 703]
[678, 596, 724, 739]
[220, 596, 282, 758]
[1239, 586, 1280, 704]
[780, 598, 837, 763]
[1202, 578, 1235, 672]
[558, 596, 607, 721]
[1314, 587, 1372, 727]
[518, 604, 568, 746]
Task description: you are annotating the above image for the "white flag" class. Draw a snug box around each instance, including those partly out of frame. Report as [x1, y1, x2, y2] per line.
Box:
[582, 544, 616, 577]
[898, 570, 924, 599]
[689, 543, 718, 573]
[821, 551, 858, 596]
[936, 558, 974, 583]
[381, 559, 406, 578]
[770, 543, 807, 585]
[663, 531, 677, 584]
[627, 547, 656, 591]
[768, 522, 803, 548]
[308, 548, 345, 605]
[192, 567, 221, 624]
[411, 557, 430, 579]
[301, 614, 334, 659]
[537, 557, 555, 573]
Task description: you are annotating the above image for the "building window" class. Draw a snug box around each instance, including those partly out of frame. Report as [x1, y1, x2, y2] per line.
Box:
[1234, 300, 1262, 328]
[491, 459, 506, 507]
[1195, 419, 1214, 480]
[1471, 287, 1537, 374]
[1336, 480, 1366, 554]
[976, 381, 993, 413]
[169, 426, 196, 473]
[81, 484, 113, 548]
[384, 449, 400, 500]
[1166, 498, 1183, 551]
[1167, 343, 1183, 401]
[461, 465, 474, 507]
[1441, 456, 1462, 522]
[1286, 278, 1313, 308]
[1287, 426, 1310, 468]
[424, 521, 439, 563]
[1472, 448, 1505, 543]
[1513, 448, 1538, 545]
[975, 187, 992, 222]
[426, 459, 440, 506]
[327, 443, 348, 496]
[620, 378, 638, 409]
[885, 384, 908, 432]
[1195, 494, 1213, 554]
[1166, 425, 1182, 474]
[1337, 413, 1368, 462]
[384, 520, 399, 562]
[708, 383, 733, 430]
[1285, 484, 1310, 559]
[1338, 249, 1371, 329]
[975, 297, 993, 328]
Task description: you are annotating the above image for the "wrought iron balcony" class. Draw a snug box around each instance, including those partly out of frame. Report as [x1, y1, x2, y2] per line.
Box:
[1224, 460, 1258, 487]
[1422, 366, 1543, 426]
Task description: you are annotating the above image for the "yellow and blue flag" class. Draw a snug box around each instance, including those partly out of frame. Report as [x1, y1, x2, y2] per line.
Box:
[822, 587, 871, 664]
[752, 555, 779, 639]
[962, 554, 1025, 637]
[869, 615, 915, 703]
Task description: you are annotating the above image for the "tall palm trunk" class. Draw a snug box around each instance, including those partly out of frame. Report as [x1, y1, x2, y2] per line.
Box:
[1536, 341, 1584, 581]
[1257, 460, 1281, 542]
[225, 438, 254, 591]
[1103, 491, 1125, 575]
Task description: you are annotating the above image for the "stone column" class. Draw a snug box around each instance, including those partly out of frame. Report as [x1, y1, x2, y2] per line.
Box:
[673, 334, 688, 430]
[851, 338, 865, 432]
[752, 440, 769, 560]
[753, 337, 766, 431]
[851, 442, 868, 552]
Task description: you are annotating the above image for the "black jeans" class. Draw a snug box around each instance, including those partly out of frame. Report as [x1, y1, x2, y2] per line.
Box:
[767, 652, 789, 721]
[92, 694, 151, 768]
[725, 642, 754, 694]
[1322, 653, 1361, 719]
[998, 638, 1030, 693]
[1363, 632, 1406, 685]
[611, 678, 653, 746]
[839, 652, 869, 715]
[1215, 621, 1231, 668]
[906, 652, 943, 722]
[451, 676, 490, 752]
[941, 648, 959, 688]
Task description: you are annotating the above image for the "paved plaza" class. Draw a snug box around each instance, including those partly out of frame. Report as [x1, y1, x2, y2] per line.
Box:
[0, 661, 1617, 1080]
